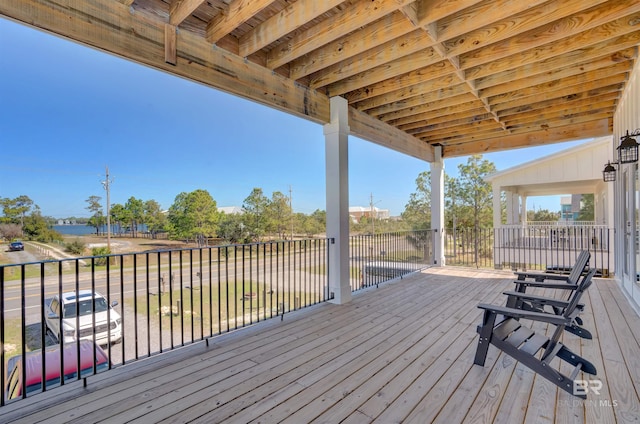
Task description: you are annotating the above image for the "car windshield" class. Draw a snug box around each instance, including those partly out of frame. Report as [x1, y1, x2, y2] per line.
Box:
[63, 298, 109, 318]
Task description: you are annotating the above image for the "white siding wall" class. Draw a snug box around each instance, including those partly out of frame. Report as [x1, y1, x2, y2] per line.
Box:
[613, 57, 640, 311]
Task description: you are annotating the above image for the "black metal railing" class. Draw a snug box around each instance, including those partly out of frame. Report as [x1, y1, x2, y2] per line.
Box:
[1, 238, 331, 405]
[444, 227, 495, 268]
[1, 224, 614, 404]
[349, 230, 434, 290]
[493, 225, 611, 276]
[443, 226, 612, 276]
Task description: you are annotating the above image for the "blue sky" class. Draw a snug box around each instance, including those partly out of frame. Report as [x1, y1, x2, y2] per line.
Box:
[0, 17, 590, 218]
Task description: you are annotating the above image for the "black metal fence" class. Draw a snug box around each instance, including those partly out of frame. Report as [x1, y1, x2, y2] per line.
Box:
[349, 230, 434, 290]
[1, 239, 331, 405]
[444, 226, 612, 276]
[1, 225, 614, 404]
[1, 231, 435, 405]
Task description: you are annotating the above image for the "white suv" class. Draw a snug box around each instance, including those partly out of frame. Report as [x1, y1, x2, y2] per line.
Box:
[45, 290, 122, 346]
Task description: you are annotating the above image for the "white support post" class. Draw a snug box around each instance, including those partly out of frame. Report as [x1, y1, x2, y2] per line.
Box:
[492, 185, 502, 228]
[324, 96, 351, 304]
[512, 193, 521, 224]
[506, 191, 520, 225]
[521, 195, 528, 225]
[430, 146, 445, 266]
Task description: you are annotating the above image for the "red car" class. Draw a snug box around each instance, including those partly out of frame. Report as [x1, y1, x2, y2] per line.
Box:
[5, 340, 110, 401]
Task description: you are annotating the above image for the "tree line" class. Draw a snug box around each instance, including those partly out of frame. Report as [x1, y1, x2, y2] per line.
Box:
[84, 188, 327, 246]
[2, 154, 590, 247]
[399, 154, 586, 230]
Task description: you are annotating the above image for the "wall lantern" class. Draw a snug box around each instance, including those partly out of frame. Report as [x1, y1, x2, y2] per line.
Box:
[602, 161, 617, 182]
[618, 130, 640, 164]
[602, 129, 640, 182]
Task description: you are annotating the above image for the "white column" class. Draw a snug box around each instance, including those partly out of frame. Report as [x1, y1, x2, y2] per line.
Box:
[492, 185, 502, 227]
[505, 190, 514, 225]
[521, 195, 528, 225]
[512, 192, 521, 224]
[324, 96, 351, 304]
[506, 191, 520, 224]
[430, 146, 445, 266]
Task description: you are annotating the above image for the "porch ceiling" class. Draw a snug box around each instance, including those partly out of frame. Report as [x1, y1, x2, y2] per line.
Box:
[2, 1, 639, 161]
[501, 180, 603, 197]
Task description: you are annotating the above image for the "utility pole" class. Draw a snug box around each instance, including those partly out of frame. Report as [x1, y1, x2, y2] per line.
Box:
[369, 193, 375, 235]
[289, 185, 294, 241]
[101, 166, 113, 252]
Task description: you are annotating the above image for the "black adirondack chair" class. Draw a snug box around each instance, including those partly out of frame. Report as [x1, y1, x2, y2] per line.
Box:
[474, 268, 597, 398]
[505, 251, 591, 337]
[511, 250, 590, 295]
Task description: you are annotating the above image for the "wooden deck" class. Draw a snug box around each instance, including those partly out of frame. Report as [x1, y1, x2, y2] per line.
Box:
[3, 267, 640, 423]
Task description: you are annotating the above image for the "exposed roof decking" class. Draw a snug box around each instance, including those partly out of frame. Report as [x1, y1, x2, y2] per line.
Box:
[2, 0, 639, 160]
[3, 268, 639, 423]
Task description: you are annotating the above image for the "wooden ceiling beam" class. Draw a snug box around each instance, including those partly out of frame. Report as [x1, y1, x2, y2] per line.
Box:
[378, 93, 479, 122]
[0, 0, 329, 122]
[342, 60, 454, 103]
[321, 45, 440, 96]
[289, 11, 414, 81]
[402, 0, 534, 132]
[265, 0, 415, 69]
[444, 0, 605, 58]
[466, 20, 640, 81]
[497, 91, 620, 119]
[489, 74, 628, 109]
[459, 1, 640, 70]
[310, 29, 432, 91]
[504, 102, 617, 127]
[475, 47, 637, 93]
[239, 0, 343, 57]
[417, 120, 504, 141]
[348, 107, 434, 162]
[506, 112, 614, 134]
[400, 93, 620, 133]
[422, 0, 549, 43]
[205, 0, 274, 44]
[353, 74, 461, 111]
[493, 82, 624, 114]
[395, 104, 486, 129]
[310, 0, 539, 92]
[399, 106, 489, 132]
[414, 0, 484, 25]
[406, 111, 494, 134]
[169, 0, 205, 26]
[479, 60, 634, 99]
[364, 83, 470, 116]
[440, 120, 611, 157]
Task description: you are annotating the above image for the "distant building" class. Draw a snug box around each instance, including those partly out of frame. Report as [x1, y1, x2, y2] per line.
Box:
[560, 195, 583, 222]
[349, 206, 390, 223]
[57, 219, 77, 225]
[218, 206, 243, 215]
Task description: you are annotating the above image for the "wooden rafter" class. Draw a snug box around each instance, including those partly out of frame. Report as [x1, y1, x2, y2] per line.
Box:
[3, 0, 639, 159]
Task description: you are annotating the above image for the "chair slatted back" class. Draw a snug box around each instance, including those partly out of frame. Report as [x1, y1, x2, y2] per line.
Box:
[567, 250, 590, 285]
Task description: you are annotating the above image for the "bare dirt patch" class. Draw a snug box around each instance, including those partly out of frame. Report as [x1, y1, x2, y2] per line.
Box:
[62, 235, 191, 255]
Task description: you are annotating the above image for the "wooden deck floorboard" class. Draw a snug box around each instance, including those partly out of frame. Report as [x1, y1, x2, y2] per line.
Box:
[3, 268, 639, 423]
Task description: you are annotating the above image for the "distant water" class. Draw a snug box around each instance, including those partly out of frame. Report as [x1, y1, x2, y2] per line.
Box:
[53, 225, 103, 235]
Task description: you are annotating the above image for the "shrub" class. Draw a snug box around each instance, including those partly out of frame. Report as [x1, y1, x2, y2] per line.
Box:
[65, 239, 85, 255]
[91, 246, 111, 266]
